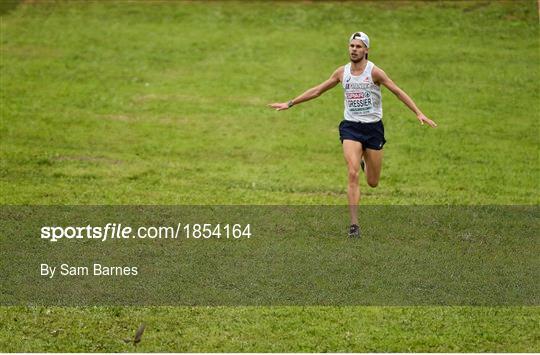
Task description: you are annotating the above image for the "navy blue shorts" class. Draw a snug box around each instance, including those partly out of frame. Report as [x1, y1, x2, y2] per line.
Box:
[339, 119, 386, 150]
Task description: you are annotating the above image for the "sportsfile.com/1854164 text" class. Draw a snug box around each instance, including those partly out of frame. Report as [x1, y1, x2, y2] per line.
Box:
[40, 223, 252, 242]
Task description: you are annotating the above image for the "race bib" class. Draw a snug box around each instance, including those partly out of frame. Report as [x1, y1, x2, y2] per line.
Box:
[346, 90, 373, 114]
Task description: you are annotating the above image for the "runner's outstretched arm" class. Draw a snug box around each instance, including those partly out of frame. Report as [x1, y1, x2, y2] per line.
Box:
[268, 68, 342, 111]
[373, 67, 437, 127]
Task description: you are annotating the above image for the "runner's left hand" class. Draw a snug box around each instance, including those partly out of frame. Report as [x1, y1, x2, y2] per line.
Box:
[417, 113, 437, 127]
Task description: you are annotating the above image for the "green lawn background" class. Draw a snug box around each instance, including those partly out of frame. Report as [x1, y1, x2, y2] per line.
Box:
[1, 0, 538, 204]
[0, 0, 539, 352]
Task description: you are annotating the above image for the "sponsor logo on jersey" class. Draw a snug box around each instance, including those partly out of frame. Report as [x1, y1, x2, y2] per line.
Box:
[346, 91, 371, 99]
[345, 82, 371, 90]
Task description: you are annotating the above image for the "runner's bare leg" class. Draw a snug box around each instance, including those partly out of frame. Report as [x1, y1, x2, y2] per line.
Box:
[363, 148, 383, 187]
[342, 140, 363, 225]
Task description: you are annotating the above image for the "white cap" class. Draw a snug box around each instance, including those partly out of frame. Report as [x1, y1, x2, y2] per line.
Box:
[349, 31, 370, 48]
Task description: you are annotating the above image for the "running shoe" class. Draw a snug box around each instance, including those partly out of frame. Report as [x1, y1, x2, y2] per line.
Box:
[348, 224, 360, 238]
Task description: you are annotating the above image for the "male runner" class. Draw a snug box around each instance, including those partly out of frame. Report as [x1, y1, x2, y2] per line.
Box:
[268, 32, 437, 237]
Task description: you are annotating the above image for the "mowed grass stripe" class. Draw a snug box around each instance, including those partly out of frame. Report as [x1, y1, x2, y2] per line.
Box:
[0, 306, 538, 352]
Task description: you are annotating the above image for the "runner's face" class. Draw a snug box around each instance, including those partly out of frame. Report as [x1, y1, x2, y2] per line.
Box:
[349, 39, 367, 63]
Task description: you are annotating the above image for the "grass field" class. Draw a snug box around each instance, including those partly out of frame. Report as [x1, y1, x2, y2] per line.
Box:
[1, 0, 539, 352]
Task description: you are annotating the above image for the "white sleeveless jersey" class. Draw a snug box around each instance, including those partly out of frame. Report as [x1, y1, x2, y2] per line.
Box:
[342, 61, 383, 123]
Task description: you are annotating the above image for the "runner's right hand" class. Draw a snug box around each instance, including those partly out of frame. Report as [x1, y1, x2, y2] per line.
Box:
[268, 103, 289, 111]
